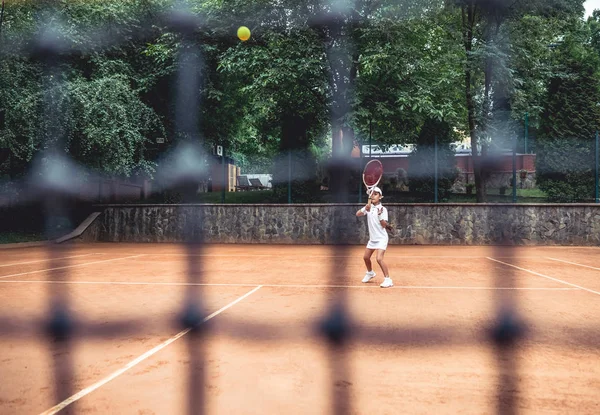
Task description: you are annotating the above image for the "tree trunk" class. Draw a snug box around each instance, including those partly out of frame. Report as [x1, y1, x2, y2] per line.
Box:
[331, 48, 360, 159]
[478, 20, 502, 201]
[331, 124, 356, 158]
[462, 3, 486, 202]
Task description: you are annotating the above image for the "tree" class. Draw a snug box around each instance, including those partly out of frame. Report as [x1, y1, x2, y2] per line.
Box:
[536, 19, 600, 201]
[354, 5, 466, 145]
[1, 0, 594, 205]
[453, 0, 585, 202]
[217, 27, 329, 200]
[0, 0, 167, 182]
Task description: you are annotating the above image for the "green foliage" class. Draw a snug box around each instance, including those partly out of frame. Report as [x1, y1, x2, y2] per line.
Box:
[354, 6, 466, 144]
[0, 0, 598, 205]
[0, 58, 43, 171]
[0, 1, 167, 180]
[536, 19, 600, 202]
[509, 15, 573, 127]
[0, 60, 164, 178]
[590, 11, 600, 55]
[536, 137, 596, 201]
[67, 72, 164, 176]
[232, 153, 273, 174]
[218, 28, 329, 151]
[0, 232, 45, 244]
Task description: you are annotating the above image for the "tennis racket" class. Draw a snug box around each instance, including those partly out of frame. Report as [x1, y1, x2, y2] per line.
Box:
[363, 159, 383, 198]
[363, 159, 395, 233]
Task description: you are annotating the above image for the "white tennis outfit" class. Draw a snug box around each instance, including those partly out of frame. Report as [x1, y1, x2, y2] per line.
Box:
[360, 203, 389, 250]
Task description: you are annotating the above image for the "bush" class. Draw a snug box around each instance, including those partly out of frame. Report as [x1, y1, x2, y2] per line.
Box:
[536, 37, 600, 203]
[408, 119, 458, 201]
[270, 148, 320, 203]
[271, 179, 321, 203]
[536, 137, 596, 202]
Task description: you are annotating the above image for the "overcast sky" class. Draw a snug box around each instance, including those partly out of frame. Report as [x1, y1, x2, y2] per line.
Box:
[585, 0, 600, 17]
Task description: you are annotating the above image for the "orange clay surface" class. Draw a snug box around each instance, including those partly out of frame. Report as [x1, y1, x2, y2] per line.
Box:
[0, 243, 599, 414]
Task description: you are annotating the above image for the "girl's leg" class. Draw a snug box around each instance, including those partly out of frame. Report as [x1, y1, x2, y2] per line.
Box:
[376, 249, 390, 277]
[363, 248, 375, 271]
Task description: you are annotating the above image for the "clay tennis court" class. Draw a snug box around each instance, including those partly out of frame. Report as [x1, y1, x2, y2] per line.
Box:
[1, 243, 599, 414]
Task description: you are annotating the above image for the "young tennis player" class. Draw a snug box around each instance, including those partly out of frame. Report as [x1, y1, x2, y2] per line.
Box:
[355, 186, 393, 288]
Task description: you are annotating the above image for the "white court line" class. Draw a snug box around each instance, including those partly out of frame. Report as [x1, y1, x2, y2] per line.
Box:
[531, 246, 600, 249]
[0, 279, 579, 291]
[0, 253, 102, 268]
[90, 253, 551, 259]
[547, 257, 600, 272]
[39, 285, 263, 415]
[487, 257, 600, 296]
[0, 255, 144, 280]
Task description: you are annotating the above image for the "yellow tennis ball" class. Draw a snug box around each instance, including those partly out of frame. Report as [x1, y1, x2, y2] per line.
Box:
[237, 26, 251, 41]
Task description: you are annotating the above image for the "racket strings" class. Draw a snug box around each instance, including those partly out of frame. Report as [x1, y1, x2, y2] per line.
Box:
[364, 174, 377, 186]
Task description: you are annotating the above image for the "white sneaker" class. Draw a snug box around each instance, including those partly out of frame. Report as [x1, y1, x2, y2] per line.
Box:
[362, 271, 376, 283]
[380, 277, 394, 288]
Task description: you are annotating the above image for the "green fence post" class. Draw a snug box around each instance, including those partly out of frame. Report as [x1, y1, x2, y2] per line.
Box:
[369, 119, 372, 158]
[288, 149, 292, 204]
[221, 150, 225, 203]
[524, 112, 529, 154]
[434, 135, 438, 203]
[512, 135, 517, 203]
[596, 131, 600, 203]
[359, 146, 363, 204]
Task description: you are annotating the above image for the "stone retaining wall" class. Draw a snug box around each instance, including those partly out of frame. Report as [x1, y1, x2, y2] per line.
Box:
[80, 204, 600, 246]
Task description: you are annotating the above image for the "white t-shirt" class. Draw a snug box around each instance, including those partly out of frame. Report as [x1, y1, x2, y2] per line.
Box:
[360, 203, 389, 243]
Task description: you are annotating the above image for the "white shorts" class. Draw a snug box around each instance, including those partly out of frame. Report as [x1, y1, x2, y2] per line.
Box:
[366, 239, 388, 251]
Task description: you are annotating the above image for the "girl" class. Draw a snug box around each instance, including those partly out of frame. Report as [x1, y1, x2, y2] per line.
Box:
[355, 187, 393, 288]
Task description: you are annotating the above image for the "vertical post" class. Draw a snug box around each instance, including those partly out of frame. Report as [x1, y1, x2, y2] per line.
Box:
[0, 1, 5, 40]
[288, 149, 292, 204]
[434, 135, 438, 203]
[512, 135, 517, 203]
[596, 131, 600, 203]
[359, 142, 363, 204]
[369, 118, 372, 159]
[221, 150, 225, 203]
[524, 112, 529, 154]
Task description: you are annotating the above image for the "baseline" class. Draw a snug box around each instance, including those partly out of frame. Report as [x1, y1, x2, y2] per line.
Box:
[90, 253, 554, 259]
[0, 279, 581, 291]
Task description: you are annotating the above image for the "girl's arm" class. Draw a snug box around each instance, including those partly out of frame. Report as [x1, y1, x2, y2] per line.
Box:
[377, 206, 387, 228]
[356, 204, 371, 217]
